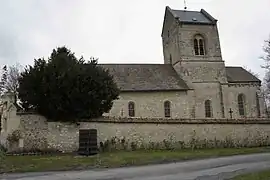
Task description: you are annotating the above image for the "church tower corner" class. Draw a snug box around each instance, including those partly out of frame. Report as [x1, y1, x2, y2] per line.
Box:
[161, 7, 223, 65]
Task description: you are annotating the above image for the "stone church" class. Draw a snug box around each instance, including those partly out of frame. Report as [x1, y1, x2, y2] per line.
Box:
[101, 6, 265, 119]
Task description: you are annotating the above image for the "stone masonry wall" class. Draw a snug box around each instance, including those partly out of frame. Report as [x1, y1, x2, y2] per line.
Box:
[14, 114, 270, 153]
[162, 20, 230, 119]
[223, 84, 266, 119]
[106, 91, 191, 118]
[159, 11, 264, 120]
[19, 114, 48, 150]
[47, 122, 79, 152]
[177, 24, 223, 61]
[86, 121, 270, 149]
[178, 61, 227, 83]
[163, 23, 223, 64]
[162, 7, 180, 65]
[192, 82, 224, 118]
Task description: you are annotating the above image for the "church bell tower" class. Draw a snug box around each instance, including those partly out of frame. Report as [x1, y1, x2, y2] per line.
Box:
[161, 6, 227, 83]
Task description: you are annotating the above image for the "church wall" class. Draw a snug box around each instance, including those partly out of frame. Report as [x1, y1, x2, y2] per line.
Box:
[164, 22, 228, 119]
[163, 23, 223, 65]
[162, 18, 180, 65]
[192, 82, 223, 118]
[173, 61, 227, 119]
[176, 61, 227, 83]
[161, 9, 265, 120]
[222, 84, 264, 118]
[106, 91, 191, 118]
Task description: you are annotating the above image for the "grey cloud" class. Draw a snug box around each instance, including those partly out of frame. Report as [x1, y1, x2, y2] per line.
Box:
[0, 0, 269, 79]
[0, 30, 18, 64]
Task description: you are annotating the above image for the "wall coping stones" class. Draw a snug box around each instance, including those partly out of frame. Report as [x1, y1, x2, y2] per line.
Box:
[16, 112, 270, 124]
[88, 116, 270, 124]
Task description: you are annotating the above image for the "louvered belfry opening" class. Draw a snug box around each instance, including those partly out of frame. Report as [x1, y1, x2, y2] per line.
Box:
[78, 129, 98, 156]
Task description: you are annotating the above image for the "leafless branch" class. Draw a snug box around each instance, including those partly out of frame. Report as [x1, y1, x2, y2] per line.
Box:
[261, 37, 270, 69]
[0, 63, 23, 95]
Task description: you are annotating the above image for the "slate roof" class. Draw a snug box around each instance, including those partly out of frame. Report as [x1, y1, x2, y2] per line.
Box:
[99, 64, 190, 92]
[225, 67, 261, 83]
[98, 64, 260, 92]
[170, 8, 217, 25]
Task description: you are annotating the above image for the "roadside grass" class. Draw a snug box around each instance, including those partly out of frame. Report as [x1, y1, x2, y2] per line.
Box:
[1, 147, 270, 173]
[232, 170, 270, 180]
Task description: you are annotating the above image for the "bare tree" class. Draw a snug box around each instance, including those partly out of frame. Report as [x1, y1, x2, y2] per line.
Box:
[259, 83, 270, 117]
[0, 63, 22, 100]
[261, 37, 270, 68]
[259, 36, 270, 117]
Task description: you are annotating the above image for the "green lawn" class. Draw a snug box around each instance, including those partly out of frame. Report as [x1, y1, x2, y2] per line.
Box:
[232, 170, 270, 180]
[0, 147, 270, 173]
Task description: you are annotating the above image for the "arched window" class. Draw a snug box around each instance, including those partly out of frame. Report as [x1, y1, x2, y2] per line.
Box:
[238, 94, 245, 116]
[194, 39, 199, 55]
[256, 92, 261, 117]
[164, 101, 171, 118]
[128, 101, 135, 117]
[194, 34, 205, 56]
[169, 54, 172, 64]
[205, 100, 213, 118]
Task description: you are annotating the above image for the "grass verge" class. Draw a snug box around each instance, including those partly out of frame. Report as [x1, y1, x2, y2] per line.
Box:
[1, 147, 270, 173]
[232, 170, 270, 180]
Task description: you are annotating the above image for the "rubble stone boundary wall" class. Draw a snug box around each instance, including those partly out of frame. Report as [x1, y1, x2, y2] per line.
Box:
[8, 113, 270, 152]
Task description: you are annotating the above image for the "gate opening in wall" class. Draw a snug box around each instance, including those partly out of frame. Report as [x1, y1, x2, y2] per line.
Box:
[78, 129, 98, 156]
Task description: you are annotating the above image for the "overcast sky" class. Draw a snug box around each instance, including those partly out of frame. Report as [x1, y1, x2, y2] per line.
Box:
[0, 0, 269, 79]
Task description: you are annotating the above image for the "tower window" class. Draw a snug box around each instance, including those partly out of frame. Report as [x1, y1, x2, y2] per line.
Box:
[164, 101, 171, 118]
[194, 34, 205, 56]
[238, 94, 245, 116]
[194, 39, 199, 55]
[199, 39, 204, 55]
[128, 101, 135, 117]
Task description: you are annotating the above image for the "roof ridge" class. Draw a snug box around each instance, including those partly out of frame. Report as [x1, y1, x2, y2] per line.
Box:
[200, 9, 217, 22]
[99, 63, 170, 65]
[171, 9, 200, 13]
[225, 66, 243, 68]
